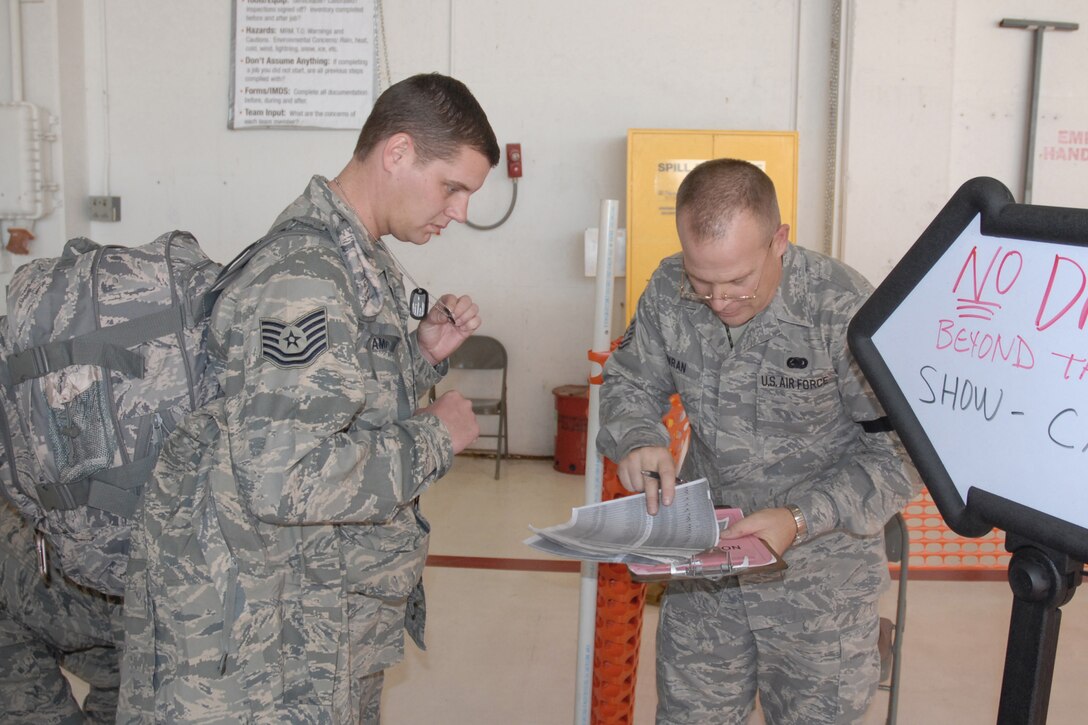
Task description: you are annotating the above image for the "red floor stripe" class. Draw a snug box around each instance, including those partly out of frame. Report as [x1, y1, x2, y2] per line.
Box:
[427, 555, 580, 572]
[426, 554, 1008, 581]
[893, 569, 1007, 582]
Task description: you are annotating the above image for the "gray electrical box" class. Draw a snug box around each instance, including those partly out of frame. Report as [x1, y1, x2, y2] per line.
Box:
[89, 196, 122, 222]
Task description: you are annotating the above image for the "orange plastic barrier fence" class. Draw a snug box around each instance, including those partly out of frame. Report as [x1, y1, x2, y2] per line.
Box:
[591, 394, 689, 724]
[591, 466, 644, 725]
[898, 488, 1010, 572]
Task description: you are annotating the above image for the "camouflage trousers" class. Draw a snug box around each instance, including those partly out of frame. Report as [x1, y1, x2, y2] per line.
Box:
[358, 670, 383, 724]
[655, 578, 880, 725]
[0, 508, 124, 725]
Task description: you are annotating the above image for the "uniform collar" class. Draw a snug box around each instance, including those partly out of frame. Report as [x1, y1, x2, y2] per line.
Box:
[271, 176, 374, 252]
[765, 244, 814, 329]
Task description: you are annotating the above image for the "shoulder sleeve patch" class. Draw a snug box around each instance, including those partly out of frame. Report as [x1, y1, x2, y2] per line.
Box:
[260, 307, 329, 368]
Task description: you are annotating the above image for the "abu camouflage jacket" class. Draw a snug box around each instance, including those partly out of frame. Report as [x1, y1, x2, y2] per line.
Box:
[118, 177, 452, 723]
[597, 243, 919, 628]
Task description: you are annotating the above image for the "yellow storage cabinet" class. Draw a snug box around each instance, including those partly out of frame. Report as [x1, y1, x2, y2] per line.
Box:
[625, 129, 798, 320]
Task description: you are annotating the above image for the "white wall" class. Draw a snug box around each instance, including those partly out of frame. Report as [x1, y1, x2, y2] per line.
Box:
[840, 0, 1088, 283]
[4, 0, 1086, 456]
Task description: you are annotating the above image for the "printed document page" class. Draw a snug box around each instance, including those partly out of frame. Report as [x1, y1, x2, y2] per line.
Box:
[525, 478, 719, 560]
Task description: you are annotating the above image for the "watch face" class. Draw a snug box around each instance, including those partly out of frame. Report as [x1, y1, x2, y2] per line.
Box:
[409, 288, 428, 319]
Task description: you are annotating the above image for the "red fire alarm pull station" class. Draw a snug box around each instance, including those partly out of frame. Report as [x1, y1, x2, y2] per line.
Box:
[506, 143, 522, 178]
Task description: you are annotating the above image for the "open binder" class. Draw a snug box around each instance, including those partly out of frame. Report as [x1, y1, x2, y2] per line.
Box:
[626, 508, 786, 582]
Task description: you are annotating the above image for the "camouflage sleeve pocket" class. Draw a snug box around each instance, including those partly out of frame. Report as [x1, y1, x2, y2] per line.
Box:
[339, 519, 429, 601]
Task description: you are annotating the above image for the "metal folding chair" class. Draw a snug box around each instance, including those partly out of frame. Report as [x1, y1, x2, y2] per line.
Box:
[430, 335, 509, 479]
[879, 511, 909, 725]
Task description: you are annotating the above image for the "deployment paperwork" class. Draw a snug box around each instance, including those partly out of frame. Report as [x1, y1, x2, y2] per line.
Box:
[524, 479, 720, 565]
[525, 478, 786, 579]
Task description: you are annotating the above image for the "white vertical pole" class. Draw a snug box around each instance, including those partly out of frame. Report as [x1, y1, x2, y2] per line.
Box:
[574, 199, 619, 725]
[9, 0, 24, 103]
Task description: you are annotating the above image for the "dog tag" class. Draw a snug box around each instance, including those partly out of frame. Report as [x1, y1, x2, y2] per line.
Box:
[409, 287, 428, 320]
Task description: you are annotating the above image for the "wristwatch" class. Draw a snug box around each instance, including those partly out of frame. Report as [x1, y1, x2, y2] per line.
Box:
[785, 504, 807, 546]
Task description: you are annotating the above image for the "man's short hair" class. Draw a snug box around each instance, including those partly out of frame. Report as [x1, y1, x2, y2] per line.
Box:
[353, 73, 500, 167]
[675, 159, 781, 241]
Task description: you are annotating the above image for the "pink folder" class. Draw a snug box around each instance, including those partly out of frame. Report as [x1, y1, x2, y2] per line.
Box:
[626, 508, 786, 582]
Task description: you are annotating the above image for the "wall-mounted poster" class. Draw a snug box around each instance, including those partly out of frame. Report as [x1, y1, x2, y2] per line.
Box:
[230, 0, 376, 130]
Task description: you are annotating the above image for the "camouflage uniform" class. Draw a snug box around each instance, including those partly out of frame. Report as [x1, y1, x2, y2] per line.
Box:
[0, 500, 124, 724]
[597, 244, 918, 724]
[118, 177, 452, 723]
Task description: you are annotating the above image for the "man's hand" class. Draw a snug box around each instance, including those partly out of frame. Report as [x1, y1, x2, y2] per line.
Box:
[616, 446, 676, 515]
[420, 390, 479, 453]
[720, 507, 798, 555]
[417, 294, 481, 365]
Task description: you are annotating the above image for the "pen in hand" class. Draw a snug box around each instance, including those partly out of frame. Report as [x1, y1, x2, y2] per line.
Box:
[640, 470, 687, 485]
[638, 469, 685, 512]
[434, 299, 457, 325]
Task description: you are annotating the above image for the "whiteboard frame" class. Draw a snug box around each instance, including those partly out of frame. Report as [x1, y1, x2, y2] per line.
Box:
[849, 176, 1088, 562]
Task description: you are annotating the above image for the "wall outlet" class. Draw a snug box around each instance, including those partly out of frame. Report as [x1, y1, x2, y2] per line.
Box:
[89, 196, 121, 222]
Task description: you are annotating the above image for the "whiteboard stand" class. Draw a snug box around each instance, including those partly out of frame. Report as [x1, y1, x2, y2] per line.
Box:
[848, 177, 1088, 724]
[999, 533, 1080, 724]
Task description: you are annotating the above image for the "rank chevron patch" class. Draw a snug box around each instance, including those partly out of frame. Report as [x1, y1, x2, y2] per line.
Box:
[260, 307, 329, 369]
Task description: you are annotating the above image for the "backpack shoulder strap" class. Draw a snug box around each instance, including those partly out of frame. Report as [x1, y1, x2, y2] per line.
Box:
[197, 216, 333, 319]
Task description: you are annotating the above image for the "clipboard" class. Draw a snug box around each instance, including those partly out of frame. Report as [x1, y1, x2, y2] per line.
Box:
[626, 508, 787, 582]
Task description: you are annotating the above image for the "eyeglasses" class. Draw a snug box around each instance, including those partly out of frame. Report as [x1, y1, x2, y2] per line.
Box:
[679, 243, 774, 304]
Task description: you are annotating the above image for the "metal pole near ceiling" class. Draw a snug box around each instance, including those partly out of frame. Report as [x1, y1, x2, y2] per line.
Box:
[825, 0, 845, 261]
[999, 18, 1079, 205]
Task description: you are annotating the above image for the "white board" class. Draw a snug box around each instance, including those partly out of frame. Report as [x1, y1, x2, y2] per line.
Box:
[873, 213, 1088, 531]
